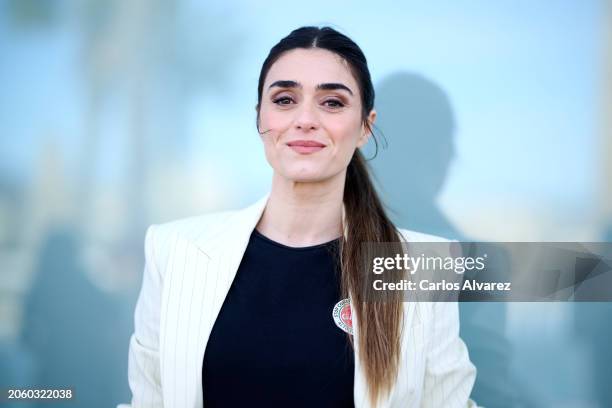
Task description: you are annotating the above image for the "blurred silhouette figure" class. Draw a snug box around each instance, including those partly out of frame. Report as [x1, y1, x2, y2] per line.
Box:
[371, 72, 522, 407]
[0, 340, 37, 408]
[20, 225, 131, 407]
[573, 225, 612, 407]
[367, 72, 455, 236]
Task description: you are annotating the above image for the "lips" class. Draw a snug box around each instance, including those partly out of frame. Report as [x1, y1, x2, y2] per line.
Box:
[286, 140, 326, 147]
[286, 139, 326, 155]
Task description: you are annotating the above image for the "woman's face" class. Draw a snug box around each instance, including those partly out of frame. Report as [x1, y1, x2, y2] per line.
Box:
[258, 48, 375, 183]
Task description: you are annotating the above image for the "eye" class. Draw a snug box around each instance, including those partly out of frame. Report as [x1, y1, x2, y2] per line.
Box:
[323, 99, 345, 109]
[272, 96, 295, 106]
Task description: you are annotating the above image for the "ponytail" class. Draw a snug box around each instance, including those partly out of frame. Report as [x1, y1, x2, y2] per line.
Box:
[341, 150, 404, 406]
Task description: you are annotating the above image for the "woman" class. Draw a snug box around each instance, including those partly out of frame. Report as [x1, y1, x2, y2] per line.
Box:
[119, 26, 478, 408]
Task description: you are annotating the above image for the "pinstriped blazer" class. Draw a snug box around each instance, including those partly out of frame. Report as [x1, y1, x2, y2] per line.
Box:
[118, 194, 479, 408]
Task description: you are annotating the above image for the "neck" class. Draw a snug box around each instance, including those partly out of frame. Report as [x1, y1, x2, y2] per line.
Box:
[256, 171, 345, 247]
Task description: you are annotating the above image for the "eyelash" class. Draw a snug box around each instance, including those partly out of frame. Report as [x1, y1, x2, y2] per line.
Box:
[324, 99, 345, 108]
[271, 96, 345, 109]
[272, 96, 294, 105]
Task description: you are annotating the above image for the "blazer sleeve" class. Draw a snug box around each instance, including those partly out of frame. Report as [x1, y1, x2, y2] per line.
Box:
[117, 225, 164, 408]
[420, 301, 481, 408]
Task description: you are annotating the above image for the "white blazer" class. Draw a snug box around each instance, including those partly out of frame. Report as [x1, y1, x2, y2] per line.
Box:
[118, 194, 479, 408]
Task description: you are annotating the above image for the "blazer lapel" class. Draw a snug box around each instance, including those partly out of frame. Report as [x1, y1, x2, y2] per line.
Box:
[197, 194, 271, 407]
[161, 194, 269, 408]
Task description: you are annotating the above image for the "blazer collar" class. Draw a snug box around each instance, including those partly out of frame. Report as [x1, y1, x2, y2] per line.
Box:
[192, 192, 270, 259]
[193, 192, 349, 259]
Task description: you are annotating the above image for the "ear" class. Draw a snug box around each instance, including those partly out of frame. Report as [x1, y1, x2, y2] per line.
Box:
[255, 104, 262, 137]
[357, 109, 377, 148]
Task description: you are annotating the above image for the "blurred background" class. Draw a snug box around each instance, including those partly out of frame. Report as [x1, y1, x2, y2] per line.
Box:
[0, 0, 610, 407]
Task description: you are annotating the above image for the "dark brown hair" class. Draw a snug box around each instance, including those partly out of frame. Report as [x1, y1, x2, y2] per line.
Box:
[255, 26, 404, 406]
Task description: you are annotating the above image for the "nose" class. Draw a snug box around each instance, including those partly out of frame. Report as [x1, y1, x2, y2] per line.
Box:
[294, 103, 319, 132]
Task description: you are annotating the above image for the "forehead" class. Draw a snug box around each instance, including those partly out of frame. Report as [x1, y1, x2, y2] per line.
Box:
[264, 48, 359, 92]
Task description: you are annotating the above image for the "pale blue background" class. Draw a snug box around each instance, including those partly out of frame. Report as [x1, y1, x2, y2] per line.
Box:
[0, 1, 610, 407]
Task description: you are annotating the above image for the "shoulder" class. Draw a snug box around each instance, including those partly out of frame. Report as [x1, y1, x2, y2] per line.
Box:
[148, 194, 269, 250]
[152, 209, 237, 243]
[143, 209, 239, 269]
[395, 228, 457, 330]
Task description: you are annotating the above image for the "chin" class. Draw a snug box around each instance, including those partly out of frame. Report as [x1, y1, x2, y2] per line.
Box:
[286, 173, 325, 183]
[281, 167, 327, 183]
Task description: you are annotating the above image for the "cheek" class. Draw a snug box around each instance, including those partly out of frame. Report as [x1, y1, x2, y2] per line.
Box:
[259, 106, 292, 136]
[258, 109, 285, 163]
[326, 117, 363, 150]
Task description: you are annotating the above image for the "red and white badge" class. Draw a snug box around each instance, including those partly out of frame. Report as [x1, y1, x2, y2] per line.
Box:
[332, 298, 353, 335]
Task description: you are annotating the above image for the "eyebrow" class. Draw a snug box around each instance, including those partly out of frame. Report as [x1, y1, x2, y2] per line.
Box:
[268, 80, 354, 96]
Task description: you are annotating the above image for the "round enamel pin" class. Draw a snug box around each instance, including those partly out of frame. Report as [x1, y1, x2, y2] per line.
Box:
[332, 298, 353, 335]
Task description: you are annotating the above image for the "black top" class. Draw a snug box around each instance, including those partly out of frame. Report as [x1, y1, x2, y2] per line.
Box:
[202, 228, 355, 407]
